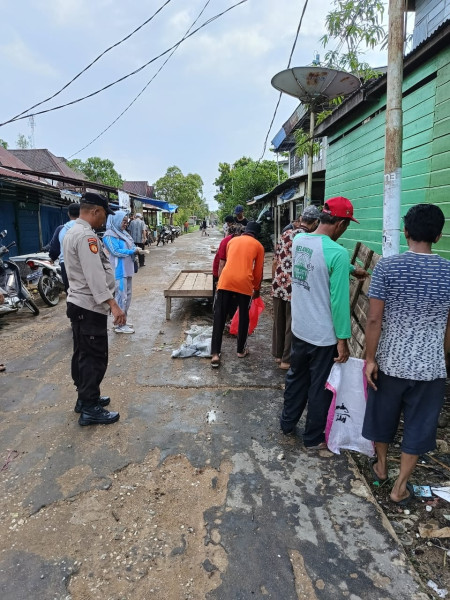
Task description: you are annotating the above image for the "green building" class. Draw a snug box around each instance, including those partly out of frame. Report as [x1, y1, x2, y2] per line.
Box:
[316, 19, 450, 259]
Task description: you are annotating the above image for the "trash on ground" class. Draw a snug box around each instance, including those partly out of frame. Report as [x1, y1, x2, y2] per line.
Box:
[419, 523, 450, 538]
[431, 486, 450, 502]
[413, 484, 433, 497]
[172, 325, 212, 358]
[206, 410, 217, 424]
[427, 580, 448, 598]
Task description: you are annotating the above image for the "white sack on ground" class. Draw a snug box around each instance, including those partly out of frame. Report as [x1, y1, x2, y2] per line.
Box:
[171, 325, 212, 358]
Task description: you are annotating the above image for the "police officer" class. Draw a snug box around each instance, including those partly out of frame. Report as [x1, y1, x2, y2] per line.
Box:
[63, 192, 126, 426]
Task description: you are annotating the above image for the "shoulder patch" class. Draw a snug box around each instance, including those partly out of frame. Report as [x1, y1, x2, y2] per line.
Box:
[87, 238, 98, 254]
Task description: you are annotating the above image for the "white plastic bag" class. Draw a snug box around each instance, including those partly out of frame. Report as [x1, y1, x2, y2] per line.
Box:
[325, 357, 375, 457]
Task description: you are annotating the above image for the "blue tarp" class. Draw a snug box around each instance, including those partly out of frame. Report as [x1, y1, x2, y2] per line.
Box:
[280, 188, 296, 201]
[139, 197, 178, 213]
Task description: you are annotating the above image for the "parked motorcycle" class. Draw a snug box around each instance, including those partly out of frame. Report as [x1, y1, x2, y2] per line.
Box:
[26, 256, 65, 306]
[156, 225, 172, 246]
[0, 230, 40, 316]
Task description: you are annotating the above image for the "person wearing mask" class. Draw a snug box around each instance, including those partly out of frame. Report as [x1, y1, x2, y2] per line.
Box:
[210, 221, 264, 367]
[103, 211, 142, 334]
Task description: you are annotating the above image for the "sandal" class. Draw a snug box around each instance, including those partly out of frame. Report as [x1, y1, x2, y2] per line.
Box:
[237, 348, 250, 358]
[0, 364, 5, 373]
[391, 482, 415, 506]
[211, 355, 220, 368]
[368, 457, 388, 482]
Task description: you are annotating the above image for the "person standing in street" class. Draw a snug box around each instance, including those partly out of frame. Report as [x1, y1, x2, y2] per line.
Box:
[58, 203, 81, 292]
[233, 205, 248, 227]
[63, 192, 125, 426]
[362, 203, 450, 505]
[103, 210, 142, 334]
[280, 197, 360, 449]
[128, 213, 146, 267]
[210, 221, 264, 367]
[272, 205, 321, 371]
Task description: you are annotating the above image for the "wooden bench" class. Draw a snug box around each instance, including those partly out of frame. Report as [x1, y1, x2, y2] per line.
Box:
[163, 270, 213, 320]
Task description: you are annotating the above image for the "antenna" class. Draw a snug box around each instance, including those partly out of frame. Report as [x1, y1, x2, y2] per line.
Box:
[28, 116, 36, 148]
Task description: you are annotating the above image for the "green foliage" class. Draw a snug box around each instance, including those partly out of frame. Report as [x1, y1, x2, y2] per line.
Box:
[16, 133, 32, 149]
[214, 157, 285, 220]
[320, 0, 386, 80]
[67, 157, 123, 188]
[0, 139, 8, 149]
[293, 130, 321, 159]
[153, 166, 208, 227]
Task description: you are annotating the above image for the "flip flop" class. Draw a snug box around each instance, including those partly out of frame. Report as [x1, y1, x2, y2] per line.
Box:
[391, 482, 415, 506]
[237, 348, 250, 358]
[369, 457, 388, 482]
[210, 355, 220, 368]
[0, 364, 5, 373]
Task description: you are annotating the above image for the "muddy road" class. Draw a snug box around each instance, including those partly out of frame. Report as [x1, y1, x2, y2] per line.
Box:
[0, 229, 426, 600]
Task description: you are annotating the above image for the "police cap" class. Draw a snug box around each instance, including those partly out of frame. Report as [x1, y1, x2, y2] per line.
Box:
[81, 192, 115, 215]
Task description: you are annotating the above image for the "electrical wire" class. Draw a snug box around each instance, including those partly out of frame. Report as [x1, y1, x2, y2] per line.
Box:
[0, 0, 249, 127]
[5, 0, 174, 124]
[258, 0, 309, 161]
[65, 0, 213, 160]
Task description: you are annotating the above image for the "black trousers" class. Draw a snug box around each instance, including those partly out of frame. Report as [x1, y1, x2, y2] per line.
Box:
[135, 242, 145, 266]
[280, 334, 337, 447]
[60, 262, 69, 294]
[211, 290, 251, 355]
[67, 302, 108, 410]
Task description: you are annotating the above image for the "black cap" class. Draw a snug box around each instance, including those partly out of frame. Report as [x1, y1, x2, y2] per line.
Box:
[81, 192, 115, 215]
[245, 221, 261, 236]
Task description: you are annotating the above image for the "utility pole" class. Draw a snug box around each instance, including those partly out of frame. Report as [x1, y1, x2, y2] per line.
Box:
[383, 0, 405, 256]
[306, 110, 315, 204]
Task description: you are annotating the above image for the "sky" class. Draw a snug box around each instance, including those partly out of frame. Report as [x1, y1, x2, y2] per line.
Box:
[0, 0, 391, 210]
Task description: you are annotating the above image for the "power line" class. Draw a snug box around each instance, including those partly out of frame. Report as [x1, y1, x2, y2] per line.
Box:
[65, 0, 214, 161]
[258, 0, 309, 161]
[0, 0, 249, 127]
[5, 0, 174, 124]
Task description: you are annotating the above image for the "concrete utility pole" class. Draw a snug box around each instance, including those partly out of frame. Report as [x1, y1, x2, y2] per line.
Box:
[306, 110, 315, 204]
[383, 0, 405, 256]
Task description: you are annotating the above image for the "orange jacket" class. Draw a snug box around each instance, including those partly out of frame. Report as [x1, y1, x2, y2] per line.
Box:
[218, 234, 264, 296]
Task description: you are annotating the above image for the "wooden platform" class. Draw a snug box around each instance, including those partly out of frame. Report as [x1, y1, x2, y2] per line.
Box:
[163, 270, 213, 320]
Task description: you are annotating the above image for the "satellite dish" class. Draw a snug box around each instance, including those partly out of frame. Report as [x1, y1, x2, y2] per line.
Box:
[271, 66, 360, 105]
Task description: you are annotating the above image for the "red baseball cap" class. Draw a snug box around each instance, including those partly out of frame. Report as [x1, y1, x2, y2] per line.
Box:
[322, 196, 359, 223]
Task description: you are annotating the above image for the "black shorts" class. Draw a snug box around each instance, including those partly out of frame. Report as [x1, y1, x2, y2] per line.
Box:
[362, 370, 445, 455]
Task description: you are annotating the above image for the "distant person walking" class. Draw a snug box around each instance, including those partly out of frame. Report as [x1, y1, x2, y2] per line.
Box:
[201, 219, 208, 236]
[363, 204, 450, 506]
[210, 221, 264, 367]
[184, 221, 189, 233]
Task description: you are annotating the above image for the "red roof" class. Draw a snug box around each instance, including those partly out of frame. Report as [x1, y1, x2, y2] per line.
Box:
[0, 147, 53, 186]
[8, 149, 87, 181]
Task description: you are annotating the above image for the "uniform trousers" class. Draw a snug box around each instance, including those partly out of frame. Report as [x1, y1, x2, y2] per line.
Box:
[272, 297, 292, 363]
[211, 290, 251, 355]
[67, 302, 108, 410]
[280, 334, 336, 447]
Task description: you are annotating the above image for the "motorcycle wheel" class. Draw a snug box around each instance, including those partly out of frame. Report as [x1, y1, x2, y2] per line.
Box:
[24, 298, 40, 316]
[38, 274, 60, 306]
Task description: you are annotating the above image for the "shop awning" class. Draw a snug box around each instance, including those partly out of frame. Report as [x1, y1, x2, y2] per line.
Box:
[139, 197, 178, 213]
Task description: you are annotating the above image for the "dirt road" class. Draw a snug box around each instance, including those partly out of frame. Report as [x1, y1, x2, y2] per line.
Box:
[0, 229, 426, 599]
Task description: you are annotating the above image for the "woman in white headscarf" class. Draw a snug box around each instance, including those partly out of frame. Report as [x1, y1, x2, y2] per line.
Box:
[103, 211, 141, 334]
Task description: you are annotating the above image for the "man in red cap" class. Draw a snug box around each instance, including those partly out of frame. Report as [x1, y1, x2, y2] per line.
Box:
[280, 197, 360, 449]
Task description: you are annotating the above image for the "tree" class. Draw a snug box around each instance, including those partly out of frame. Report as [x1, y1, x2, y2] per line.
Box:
[214, 157, 286, 220]
[67, 157, 123, 188]
[0, 139, 8, 149]
[320, 0, 386, 80]
[153, 166, 208, 227]
[16, 133, 32, 149]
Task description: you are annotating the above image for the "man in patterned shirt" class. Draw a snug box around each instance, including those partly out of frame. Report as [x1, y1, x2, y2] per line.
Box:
[363, 204, 450, 506]
[272, 206, 321, 370]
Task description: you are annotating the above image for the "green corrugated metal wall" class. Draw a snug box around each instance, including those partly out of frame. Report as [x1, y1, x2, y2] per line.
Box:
[324, 46, 450, 260]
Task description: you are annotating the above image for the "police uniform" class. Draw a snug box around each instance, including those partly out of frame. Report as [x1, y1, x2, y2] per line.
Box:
[63, 217, 115, 414]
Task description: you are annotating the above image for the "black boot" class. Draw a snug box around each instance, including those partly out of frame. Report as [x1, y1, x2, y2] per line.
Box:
[78, 405, 120, 426]
[74, 395, 110, 414]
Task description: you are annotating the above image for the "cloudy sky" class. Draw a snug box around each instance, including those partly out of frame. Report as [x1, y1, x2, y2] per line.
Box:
[0, 0, 390, 209]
